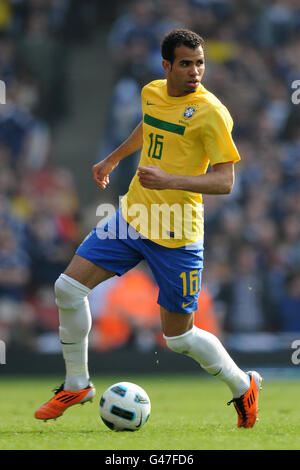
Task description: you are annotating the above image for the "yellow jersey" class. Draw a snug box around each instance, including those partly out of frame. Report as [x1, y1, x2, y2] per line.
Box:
[121, 79, 240, 248]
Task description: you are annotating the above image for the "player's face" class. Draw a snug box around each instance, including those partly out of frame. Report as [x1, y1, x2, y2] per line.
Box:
[163, 45, 205, 96]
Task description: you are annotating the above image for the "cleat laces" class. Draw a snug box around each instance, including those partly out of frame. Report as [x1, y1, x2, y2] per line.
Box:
[227, 396, 249, 423]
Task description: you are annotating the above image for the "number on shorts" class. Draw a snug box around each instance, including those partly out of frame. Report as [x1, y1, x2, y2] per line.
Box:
[179, 270, 198, 297]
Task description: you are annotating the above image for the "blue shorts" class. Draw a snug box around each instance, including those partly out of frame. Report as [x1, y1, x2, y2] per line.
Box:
[76, 210, 204, 314]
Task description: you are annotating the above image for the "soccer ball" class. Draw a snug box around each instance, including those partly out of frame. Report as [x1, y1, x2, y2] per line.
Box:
[99, 381, 151, 431]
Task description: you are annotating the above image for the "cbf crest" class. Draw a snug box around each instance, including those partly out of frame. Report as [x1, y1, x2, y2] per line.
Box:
[183, 104, 200, 120]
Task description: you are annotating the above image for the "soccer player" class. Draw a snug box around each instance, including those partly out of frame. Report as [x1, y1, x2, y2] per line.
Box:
[35, 29, 262, 428]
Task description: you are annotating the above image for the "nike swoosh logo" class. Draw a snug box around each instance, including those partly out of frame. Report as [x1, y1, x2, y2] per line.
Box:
[182, 301, 193, 308]
[146, 101, 155, 105]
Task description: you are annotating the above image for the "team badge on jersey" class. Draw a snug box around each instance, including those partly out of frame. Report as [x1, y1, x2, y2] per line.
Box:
[183, 105, 199, 120]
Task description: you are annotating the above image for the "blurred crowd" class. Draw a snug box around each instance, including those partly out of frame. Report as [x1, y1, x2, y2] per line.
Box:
[0, 0, 300, 355]
[0, 0, 94, 350]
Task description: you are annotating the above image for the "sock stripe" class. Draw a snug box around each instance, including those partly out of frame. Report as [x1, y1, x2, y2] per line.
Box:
[212, 367, 223, 376]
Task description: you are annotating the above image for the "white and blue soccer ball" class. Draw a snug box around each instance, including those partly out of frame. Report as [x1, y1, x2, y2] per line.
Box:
[99, 382, 151, 431]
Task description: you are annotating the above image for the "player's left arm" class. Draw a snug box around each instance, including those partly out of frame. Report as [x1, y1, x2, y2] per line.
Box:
[93, 121, 143, 189]
[137, 161, 235, 194]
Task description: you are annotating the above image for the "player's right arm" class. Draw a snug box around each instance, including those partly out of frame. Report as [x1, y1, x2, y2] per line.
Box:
[93, 121, 143, 189]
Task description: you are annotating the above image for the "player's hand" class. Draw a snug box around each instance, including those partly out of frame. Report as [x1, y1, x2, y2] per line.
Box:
[137, 165, 170, 190]
[92, 157, 119, 189]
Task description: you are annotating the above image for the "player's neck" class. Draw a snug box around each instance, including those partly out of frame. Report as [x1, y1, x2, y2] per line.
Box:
[166, 80, 198, 98]
[166, 83, 189, 97]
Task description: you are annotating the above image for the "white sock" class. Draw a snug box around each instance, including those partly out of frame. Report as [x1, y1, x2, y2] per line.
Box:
[55, 273, 92, 391]
[164, 326, 250, 398]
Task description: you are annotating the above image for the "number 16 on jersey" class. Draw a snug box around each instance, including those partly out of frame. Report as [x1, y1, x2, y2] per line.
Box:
[148, 133, 164, 160]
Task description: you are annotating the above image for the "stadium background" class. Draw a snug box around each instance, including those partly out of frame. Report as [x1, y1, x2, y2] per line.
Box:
[0, 0, 299, 375]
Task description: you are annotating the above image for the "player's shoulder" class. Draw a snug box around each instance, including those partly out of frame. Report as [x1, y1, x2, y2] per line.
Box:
[197, 85, 231, 116]
[141, 79, 166, 97]
[195, 87, 233, 130]
[142, 79, 166, 91]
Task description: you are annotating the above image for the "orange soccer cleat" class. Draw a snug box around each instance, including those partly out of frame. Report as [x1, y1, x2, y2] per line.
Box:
[34, 382, 96, 421]
[227, 371, 263, 428]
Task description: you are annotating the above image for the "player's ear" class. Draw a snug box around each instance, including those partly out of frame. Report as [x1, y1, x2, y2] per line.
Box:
[162, 59, 172, 73]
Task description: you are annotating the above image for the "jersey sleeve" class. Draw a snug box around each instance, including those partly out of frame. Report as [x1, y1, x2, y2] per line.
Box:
[140, 85, 146, 114]
[201, 106, 241, 165]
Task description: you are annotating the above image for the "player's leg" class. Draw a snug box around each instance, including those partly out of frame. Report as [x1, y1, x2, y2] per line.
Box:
[64, 253, 115, 288]
[56, 209, 142, 391]
[34, 255, 115, 420]
[161, 306, 250, 395]
[56, 254, 115, 392]
[160, 307, 194, 337]
[147, 239, 249, 393]
[161, 306, 263, 428]
[35, 211, 144, 420]
[143, 239, 262, 428]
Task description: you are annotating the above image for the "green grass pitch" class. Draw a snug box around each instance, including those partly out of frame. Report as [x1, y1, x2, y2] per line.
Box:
[0, 374, 299, 450]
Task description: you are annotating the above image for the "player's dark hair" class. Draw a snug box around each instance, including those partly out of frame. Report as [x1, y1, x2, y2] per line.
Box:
[161, 29, 204, 64]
